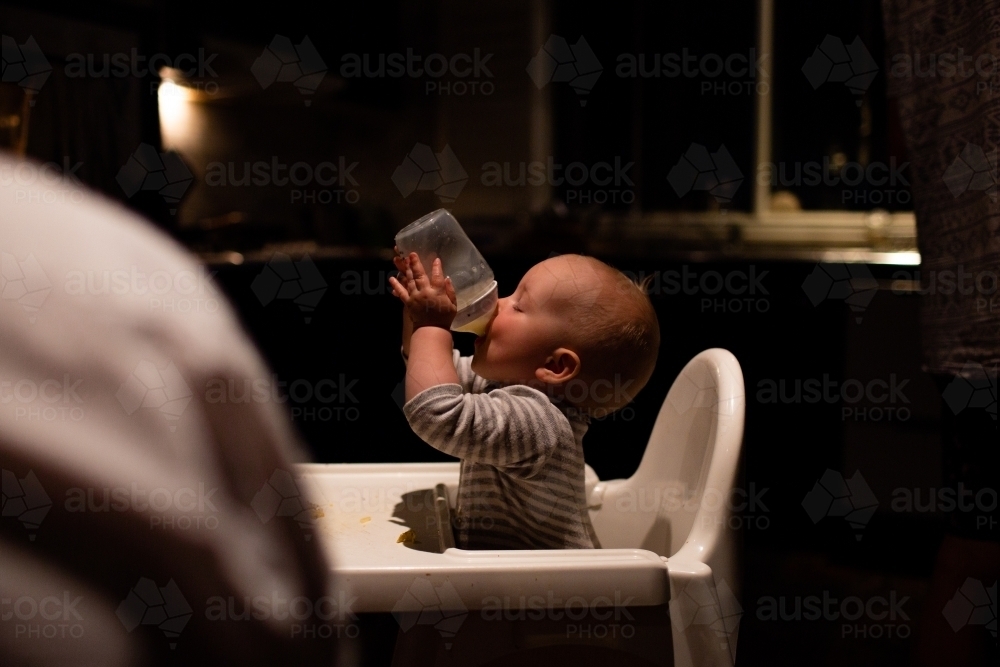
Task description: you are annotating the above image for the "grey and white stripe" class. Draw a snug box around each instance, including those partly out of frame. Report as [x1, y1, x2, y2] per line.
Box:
[403, 351, 600, 550]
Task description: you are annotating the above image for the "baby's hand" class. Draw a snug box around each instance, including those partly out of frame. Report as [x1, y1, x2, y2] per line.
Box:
[389, 252, 457, 330]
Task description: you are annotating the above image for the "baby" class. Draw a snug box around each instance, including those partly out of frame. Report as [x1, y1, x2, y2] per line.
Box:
[390, 251, 660, 550]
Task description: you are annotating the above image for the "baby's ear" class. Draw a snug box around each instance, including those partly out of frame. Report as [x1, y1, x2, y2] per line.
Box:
[535, 348, 581, 384]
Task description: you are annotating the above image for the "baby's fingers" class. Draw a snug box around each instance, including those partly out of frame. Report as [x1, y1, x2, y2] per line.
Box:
[388, 276, 410, 302]
[409, 253, 431, 289]
[392, 247, 408, 272]
[444, 277, 457, 306]
[429, 258, 446, 286]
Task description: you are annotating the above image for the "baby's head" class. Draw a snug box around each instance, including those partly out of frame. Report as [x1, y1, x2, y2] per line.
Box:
[471, 254, 659, 413]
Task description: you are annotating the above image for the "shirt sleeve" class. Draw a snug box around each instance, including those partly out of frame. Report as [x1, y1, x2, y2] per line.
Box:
[402, 383, 574, 476]
[451, 350, 483, 393]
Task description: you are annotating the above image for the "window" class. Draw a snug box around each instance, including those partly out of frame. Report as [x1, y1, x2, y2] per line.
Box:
[550, 0, 918, 261]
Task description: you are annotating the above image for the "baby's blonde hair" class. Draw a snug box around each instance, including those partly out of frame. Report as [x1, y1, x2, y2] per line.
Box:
[558, 255, 660, 413]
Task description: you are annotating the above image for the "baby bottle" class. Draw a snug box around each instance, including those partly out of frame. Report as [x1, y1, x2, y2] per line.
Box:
[395, 209, 498, 335]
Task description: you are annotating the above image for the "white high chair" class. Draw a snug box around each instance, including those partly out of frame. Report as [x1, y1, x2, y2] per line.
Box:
[299, 348, 745, 667]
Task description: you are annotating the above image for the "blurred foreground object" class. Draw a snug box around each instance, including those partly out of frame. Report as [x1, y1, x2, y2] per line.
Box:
[0, 151, 336, 667]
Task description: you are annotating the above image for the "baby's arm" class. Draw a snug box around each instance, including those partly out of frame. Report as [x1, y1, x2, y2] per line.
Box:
[407, 327, 459, 403]
[389, 253, 460, 403]
[404, 385, 570, 474]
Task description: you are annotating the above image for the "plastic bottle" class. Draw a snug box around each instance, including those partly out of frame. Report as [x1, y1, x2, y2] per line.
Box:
[394, 209, 498, 335]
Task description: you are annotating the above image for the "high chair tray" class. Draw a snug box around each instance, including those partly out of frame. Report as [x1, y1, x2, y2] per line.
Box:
[299, 462, 671, 613]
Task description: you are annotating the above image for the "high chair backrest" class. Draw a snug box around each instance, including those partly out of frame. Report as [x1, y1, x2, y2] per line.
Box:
[589, 348, 745, 590]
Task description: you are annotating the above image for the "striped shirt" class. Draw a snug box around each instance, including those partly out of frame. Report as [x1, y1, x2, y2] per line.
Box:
[403, 350, 600, 550]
